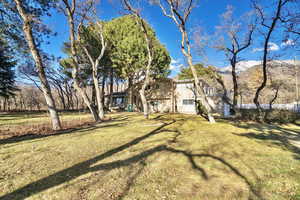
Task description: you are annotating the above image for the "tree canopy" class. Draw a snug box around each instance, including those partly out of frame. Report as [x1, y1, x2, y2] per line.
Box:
[60, 14, 171, 82]
[178, 63, 217, 81]
[103, 15, 171, 79]
[0, 38, 18, 97]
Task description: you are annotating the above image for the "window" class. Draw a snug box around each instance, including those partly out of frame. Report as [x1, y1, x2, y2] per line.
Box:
[182, 99, 194, 105]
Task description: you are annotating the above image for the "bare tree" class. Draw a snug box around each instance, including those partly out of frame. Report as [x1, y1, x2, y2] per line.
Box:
[122, 0, 153, 119]
[60, 0, 100, 122]
[214, 6, 255, 113]
[276, 1, 300, 53]
[13, 0, 62, 130]
[280, 1, 300, 35]
[252, 0, 290, 120]
[153, 0, 215, 123]
[79, 21, 107, 120]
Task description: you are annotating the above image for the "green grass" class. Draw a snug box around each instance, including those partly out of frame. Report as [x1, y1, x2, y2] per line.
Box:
[0, 112, 300, 200]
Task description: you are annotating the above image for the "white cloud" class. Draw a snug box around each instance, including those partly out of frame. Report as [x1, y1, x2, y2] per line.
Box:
[252, 47, 263, 52]
[252, 42, 279, 52]
[169, 58, 183, 70]
[269, 42, 280, 51]
[281, 39, 295, 47]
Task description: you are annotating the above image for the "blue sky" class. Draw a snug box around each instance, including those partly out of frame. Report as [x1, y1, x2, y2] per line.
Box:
[42, 0, 298, 77]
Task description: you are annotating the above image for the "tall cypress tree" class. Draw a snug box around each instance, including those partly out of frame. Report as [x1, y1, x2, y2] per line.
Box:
[0, 38, 18, 97]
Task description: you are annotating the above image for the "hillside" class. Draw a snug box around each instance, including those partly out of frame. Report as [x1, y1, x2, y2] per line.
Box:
[220, 61, 300, 104]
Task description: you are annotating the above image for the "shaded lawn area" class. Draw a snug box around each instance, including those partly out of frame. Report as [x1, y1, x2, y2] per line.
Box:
[0, 112, 300, 200]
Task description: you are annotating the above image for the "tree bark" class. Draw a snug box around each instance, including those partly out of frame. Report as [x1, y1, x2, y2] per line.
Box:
[180, 27, 215, 123]
[80, 22, 106, 120]
[101, 74, 106, 108]
[253, 0, 286, 121]
[109, 67, 114, 108]
[93, 75, 104, 119]
[14, 0, 62, 130]
[128, 77, 133, 106]
[3, 98, 7, 112]
[91, 84, 96, 108]
[231, 55, 238, 111]
[123, 0, 153, 119]
[188, 57, 215, 123]
[265, 87, 280, 120]
[62, 0, 100, 122]
[55, 84, 66, 110]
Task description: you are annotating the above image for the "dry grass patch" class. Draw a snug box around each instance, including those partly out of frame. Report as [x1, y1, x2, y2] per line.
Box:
[0, 112, 94, 140]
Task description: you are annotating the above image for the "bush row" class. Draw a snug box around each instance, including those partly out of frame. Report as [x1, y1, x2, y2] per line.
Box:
[237, 109, 300, 123]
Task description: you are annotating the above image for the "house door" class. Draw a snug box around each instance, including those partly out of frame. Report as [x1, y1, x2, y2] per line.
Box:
[181, 99, 196, 114]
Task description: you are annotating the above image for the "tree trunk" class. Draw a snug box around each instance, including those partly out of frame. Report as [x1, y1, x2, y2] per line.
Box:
[3, 98, 7, 112]
[123, 0, 152, 118]
[231, 55, 238, 112]
[80, 21, 107, 120]
[128, 77, 133, 106]
[177, 17, 215, 123]
[215, 74, 233, 108]
[101, 74, 106, 111]
[265, 87, 280, 121]
[65, 83, 73, 110]
[188, 58, 215, 123]
[139, 88, 149, 118]
[14, 0, 62, 130]
[74, 80, 99, 121]
[109, 68, 114, 108]
[63, 3, 100, 122]
[116, 80, 119, 93]
[56, 85, 66, 110]
[91, 84, 96, 108]
[92, 73, 105, 120]
[74, 91, 79, 110]
[253, 0, 284, 121]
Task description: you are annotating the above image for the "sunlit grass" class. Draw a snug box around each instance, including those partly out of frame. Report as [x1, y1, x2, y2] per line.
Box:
[0, 112, 299, 200]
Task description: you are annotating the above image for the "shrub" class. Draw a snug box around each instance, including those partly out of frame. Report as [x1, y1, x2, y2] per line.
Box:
[266, 109, 300, 123]
[238, 109, 300, 123]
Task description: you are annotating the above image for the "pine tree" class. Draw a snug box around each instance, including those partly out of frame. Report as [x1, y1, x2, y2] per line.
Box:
[0, 38, 18, 97]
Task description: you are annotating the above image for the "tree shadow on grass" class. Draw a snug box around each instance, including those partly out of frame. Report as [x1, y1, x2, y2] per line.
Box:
[1, 118, 264, 200]
[0, 120, 176, 200]
[116, 160, 146, 200]
[232, 123, 300, 160]
[97, 144, 263, 200]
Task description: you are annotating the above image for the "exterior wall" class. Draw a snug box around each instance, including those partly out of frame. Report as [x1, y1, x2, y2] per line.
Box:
[149, 99, 172, 113]
[147, 78, 174, 113]
[174, 81, 224, 115]
[133, 78, 225, 115]
[175, 82, 197, 114]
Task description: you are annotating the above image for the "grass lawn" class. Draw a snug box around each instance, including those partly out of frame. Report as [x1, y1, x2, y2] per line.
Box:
[0, 112, 300, 200]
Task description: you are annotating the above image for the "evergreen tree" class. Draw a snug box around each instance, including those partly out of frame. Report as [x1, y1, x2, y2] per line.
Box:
[0, 38, 17, 97]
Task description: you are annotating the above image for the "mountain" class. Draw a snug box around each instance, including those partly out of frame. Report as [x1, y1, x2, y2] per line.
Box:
[220, 60, 300, 104]
[219, 60, 300, 73]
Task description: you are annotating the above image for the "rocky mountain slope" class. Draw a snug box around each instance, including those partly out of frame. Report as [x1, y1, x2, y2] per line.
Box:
[219, 60, 300, 104]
